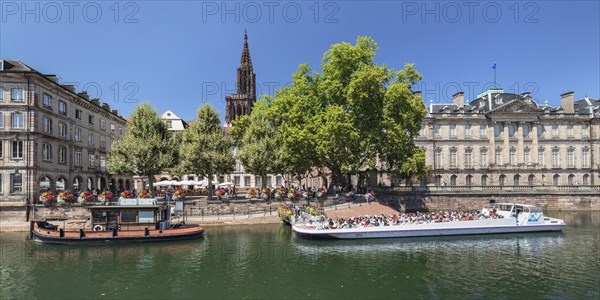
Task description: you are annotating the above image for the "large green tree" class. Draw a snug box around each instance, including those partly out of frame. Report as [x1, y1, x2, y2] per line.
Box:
[237, 97, 282, 188]
[272, 36, 427, 187]
[179, 104, 235, 199]
[107, 103, 177, 196]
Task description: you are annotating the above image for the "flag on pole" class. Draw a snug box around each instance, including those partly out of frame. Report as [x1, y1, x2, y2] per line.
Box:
[491, 62, 496, 69]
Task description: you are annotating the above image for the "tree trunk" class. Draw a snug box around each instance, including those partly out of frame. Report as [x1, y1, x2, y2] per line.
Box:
[261, 174, 267, 189]
[207, 175, 213, 200]
[148, 175, 156, 197]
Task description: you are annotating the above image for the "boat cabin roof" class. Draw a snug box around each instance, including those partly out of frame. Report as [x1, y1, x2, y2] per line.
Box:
[87, 205, 164, 211]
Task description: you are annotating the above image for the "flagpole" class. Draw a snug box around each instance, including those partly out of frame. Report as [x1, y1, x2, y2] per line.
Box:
[494, 67, 496, 88]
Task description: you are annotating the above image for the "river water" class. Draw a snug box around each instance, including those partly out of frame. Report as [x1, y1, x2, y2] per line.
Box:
[1, 211, 598, 299]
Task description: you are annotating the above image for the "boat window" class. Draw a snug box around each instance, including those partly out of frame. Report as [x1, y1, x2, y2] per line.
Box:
[121, 210, 137, 223]
[529, 207, 542, 213]
[138, 210, 154, 223]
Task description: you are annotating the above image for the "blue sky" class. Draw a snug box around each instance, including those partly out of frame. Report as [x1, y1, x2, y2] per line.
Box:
[1, 1, 599, 121]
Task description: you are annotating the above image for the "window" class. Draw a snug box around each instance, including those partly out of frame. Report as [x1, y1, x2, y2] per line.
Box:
[0, 113, 3, 128]
[582, 148, 590, 168]
[499, 175, 506, 186]
[88, 133, 94, 145]
[434, 125, 441, 138]
[481, 175, 488, 186]
[552, 148, 560, 168]
[254, 176, 261, 187]
[244, 176, 251, 187]
[582, 124, 588, 138]
[100, 118, 106, 130]
[110, 123, 116, 133]
[552, 124, 558, 138]
[418, 125, 425, 137]
[553, 174, 560, 186]
[43, 117, 52, 133]
[537, 124, 545, 138]
[75, 128, 81, 141]
[434, 148, 443, 169]
[480, 148, 488, 167]
[479, 124, 487, 138]
[43, 94, 52, 108]
[508, 124, 516, 138]
[11, 173, 23, 193]
[514, 175, 520, 186]
[74, 151, 82, 166]
[89, 154, 95, 167]
[567, 148, 575, 168]
[464, 148, 472, 168]
[538, 148, 545, 167]
[494, 124, 501, 137]
[0, 174, 2, 193]
[75, 109, 82, 120]
[466, 175, 473, 186]
[167, 120, 172, 129]
[528, 175, 535, 186]
[465, 124, 472, 138]
[234, 176, 240, 186]
[449, 148, 457, 168]
[524, 148, 531, 165]
[583, 174, 590, 186]
[58, 122, 67, 138]
[276, 176, 282, 186]
[42, 143, 52, 161]
[0, 142, 2, 159]
[88, 115, 94, 125]
[0, 87, 3, 101]
[11, 112, 23, 129]
[567, 124, 574, 138]
[11, 88, 24, 101]
[568, 174, 575, 185]
[522, 124, 530, 138]
[58, 101, 67, 115]
[509, 148, 516, 165]
[435, 175, 442, 187]
[58, 146, 66, 164]
[449, 124, 457, 138]
[450, 175, 457, 187]
[100, 136, 106, 148]
[119, 127, 123, 136]
[495, 147, 502, 165]
[12, 141, 23, 158]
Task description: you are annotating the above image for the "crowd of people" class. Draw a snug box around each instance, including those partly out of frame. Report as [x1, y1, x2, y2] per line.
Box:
[321, 209, 504, 229]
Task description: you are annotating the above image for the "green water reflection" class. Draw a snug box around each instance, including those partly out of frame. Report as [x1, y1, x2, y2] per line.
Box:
[1, 211, 598, 299]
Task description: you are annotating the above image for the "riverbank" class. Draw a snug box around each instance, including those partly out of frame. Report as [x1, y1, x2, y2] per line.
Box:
[0, 202, 397, 232]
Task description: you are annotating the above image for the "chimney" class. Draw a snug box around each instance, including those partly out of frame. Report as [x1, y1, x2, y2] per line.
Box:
[560, 91, 574, 114]
[45, 74, 59, 83]
[101, 103, 111, 111]
[90, 98, 100, 106]
[62, 85, 76, 93]
[452, 92, 464, 107]
[112, 109, 119, 116]
[78, 91, 89, 100]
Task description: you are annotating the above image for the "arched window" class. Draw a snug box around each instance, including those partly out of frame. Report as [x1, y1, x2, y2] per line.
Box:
[435, 175, 442, 187]
[568, 174, 575, 185]
[466, 175, 473, 187]
[528, 175, 535, 186]
[499, 175, 506, 186]
[514, 175, 520, 186]
[583, 174, 590, 186]
[450, 175, 457, 187]
[481, 175, 488, 186]
[40, 176, 52, 191]
[553, 174, 560, 186]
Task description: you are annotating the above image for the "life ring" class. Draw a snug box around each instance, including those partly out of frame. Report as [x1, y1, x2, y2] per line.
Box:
[93, 225, 104, 232]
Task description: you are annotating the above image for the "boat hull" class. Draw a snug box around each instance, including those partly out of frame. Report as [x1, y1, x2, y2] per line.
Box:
[293, 219, 565, 239]
[31, 222, 204, 245]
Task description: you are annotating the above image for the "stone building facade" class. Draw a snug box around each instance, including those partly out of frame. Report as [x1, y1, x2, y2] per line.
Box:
[0, 60, 131, 204]
[415, 89, 600, 188]
[224, 31, 256, 127]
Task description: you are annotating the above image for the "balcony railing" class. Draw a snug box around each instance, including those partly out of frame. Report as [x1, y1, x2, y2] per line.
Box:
[379, 185, 600, 194]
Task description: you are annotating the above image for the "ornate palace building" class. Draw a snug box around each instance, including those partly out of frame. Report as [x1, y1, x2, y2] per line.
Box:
[415, 89, 600, 189]
[0, 60, 131, 204]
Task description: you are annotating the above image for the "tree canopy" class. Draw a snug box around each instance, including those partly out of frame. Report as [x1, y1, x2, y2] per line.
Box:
[107, 103, 177, 195]
[267, 36, 428, 186]
[179, 104, 235, 197]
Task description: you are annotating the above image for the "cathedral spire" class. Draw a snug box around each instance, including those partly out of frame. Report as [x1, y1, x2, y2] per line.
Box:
[225, 31, 257, 125]
[240, 30, 252, 68]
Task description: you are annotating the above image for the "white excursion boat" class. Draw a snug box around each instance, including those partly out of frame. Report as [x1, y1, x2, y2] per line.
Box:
[292, 202, 566, 239]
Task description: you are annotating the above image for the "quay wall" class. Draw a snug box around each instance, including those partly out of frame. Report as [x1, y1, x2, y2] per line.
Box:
[378, 193, 600, 212]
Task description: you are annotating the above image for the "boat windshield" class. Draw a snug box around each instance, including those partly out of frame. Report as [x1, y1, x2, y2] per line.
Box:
[495, 204, 514, 212]
[528, 206, 542, 213]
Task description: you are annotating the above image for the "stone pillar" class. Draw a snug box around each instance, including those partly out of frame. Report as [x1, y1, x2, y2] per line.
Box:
[503, 122, 510, 165]
[532, 122, 540, 185]
[488, 121, 496, 184]
[517, 122, 524, 164]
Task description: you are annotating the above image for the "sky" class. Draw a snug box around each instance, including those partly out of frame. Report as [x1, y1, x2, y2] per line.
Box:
[1, 1, 599, 122]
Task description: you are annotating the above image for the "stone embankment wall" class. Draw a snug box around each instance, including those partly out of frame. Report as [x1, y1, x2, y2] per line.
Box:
[378, 193, 600, 212]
